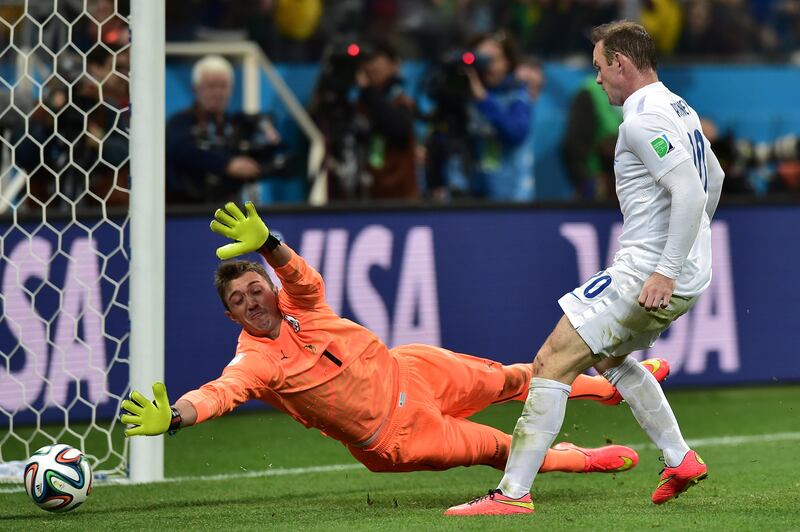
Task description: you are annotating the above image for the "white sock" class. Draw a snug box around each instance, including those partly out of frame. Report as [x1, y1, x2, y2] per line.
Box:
[604, 357, 690, 467]
[497, 377, 571, 498]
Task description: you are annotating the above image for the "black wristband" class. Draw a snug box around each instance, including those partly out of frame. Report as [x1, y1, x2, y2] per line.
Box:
[168, 407, 182, 434]
[262, 234, 281, 252]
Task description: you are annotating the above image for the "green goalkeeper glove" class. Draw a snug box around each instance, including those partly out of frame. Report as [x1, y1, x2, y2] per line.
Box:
[120, 382, 172, 437]
[210, 201, 270, 260]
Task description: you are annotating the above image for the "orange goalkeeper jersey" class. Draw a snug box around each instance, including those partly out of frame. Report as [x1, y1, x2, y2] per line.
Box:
[180, 248, 397, 445]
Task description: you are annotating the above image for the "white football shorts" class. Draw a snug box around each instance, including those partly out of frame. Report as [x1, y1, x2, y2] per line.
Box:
[558, 260, 697, 358]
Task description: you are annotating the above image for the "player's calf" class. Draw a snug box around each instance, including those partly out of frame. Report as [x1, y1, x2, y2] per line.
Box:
[593, 357, 671, 406]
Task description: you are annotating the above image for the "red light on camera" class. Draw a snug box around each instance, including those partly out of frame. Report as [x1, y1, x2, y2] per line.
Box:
[347, 44, 360, 57]
[462, 52, 475, 65]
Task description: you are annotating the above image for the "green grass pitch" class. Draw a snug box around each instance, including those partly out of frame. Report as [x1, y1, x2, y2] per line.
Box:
[2, 385, 799, 531]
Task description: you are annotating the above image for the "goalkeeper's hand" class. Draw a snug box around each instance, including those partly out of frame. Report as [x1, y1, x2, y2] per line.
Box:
[210, 201, 270, 260]
[120, 382, 172, 437]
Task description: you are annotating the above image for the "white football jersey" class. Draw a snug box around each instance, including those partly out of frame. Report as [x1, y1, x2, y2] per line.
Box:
[613, 81, 712, 296]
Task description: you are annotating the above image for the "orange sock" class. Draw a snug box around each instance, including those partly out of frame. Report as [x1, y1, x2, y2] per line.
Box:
[568, 374, 616, 402]
[539, 446, 588, 473]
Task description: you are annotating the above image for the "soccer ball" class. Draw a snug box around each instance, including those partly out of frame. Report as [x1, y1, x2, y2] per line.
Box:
[23, 444, 93, 512]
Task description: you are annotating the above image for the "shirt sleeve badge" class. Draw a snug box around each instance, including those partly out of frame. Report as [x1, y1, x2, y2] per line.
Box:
[650, 133, 675, 159]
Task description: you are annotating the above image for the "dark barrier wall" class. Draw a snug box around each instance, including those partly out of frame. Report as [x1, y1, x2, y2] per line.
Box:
[1, 205, 798, 424]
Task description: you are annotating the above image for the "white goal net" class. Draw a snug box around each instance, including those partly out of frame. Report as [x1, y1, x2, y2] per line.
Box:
[0, 0, 160, 483]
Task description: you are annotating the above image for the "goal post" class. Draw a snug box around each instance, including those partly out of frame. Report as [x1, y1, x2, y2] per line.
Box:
[0, 0, 164, 484]
[128, 0, 165, 483]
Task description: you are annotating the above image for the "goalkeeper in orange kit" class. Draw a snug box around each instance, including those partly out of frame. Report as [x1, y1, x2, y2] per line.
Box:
[121, 202, 670, 475]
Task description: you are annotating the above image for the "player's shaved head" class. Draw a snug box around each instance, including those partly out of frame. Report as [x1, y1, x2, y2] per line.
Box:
[215, 260, 275, 310]
[591, 21, 657, 72]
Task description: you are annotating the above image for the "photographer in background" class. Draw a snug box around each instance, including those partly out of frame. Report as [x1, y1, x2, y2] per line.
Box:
[166, 55, 283, 204]
[464, 31, 535, 201]
[355, 40, 419, 200]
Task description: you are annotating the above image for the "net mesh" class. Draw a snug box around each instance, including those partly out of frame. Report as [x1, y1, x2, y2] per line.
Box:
[0, 0, 131, 481]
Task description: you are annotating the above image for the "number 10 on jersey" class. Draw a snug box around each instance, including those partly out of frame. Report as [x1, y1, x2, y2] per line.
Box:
[688, 129, 707, 192]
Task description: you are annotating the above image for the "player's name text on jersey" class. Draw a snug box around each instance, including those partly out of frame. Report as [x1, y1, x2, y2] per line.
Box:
[670, 99, 691, 117]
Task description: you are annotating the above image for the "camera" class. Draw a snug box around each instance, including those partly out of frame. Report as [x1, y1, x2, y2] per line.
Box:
[422, 49, 491, 132]
[421, 50, 491, 198]
[425, 50, 490, 101]
[313, 38, 374, 113]
[310, 39, 376, 199]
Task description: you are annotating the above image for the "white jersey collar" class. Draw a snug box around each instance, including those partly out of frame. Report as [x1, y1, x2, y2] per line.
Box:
[622, 81, 665, 119]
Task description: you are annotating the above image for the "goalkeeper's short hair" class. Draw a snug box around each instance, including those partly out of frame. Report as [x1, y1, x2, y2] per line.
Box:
[214, 260, 275, 310]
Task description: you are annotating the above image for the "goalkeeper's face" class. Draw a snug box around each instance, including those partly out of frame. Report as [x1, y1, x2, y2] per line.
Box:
[223, 271, 281, 339]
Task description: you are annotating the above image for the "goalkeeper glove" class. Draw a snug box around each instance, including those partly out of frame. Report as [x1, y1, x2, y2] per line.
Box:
[210, 201, 270, 260]
[120, 382, 176, 437]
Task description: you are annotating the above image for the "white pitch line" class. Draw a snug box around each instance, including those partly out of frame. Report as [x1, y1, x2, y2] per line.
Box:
[0, 463, 366, 494]
[2, 431, 799, 494]
[628, 431, 800, 450]
[163, 462, 366, 484]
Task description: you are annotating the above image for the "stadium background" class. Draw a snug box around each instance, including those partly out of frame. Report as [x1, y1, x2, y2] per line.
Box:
[1, 1, 800, 529]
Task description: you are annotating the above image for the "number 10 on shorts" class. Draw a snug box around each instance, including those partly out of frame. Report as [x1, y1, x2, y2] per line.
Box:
[578, 272, 613, 300]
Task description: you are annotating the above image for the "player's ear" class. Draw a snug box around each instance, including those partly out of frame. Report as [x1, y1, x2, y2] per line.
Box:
[224, 310, 240, 325]
[615, 52, 631, 74]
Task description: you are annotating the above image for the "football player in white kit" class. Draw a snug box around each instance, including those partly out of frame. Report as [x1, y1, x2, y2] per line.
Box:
[446, 21, 725, 516]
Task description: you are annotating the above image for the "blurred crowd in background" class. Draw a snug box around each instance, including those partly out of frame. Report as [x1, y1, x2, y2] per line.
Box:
[167, 0, 800, 61]
[1, 0, 800, 213]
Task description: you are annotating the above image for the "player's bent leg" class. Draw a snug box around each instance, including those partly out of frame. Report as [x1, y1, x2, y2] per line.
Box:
[447, 317, 603, 516]
[599, 356, 703, 502]
[492, 318, 597, 497]
[599, 355, 692, 467]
